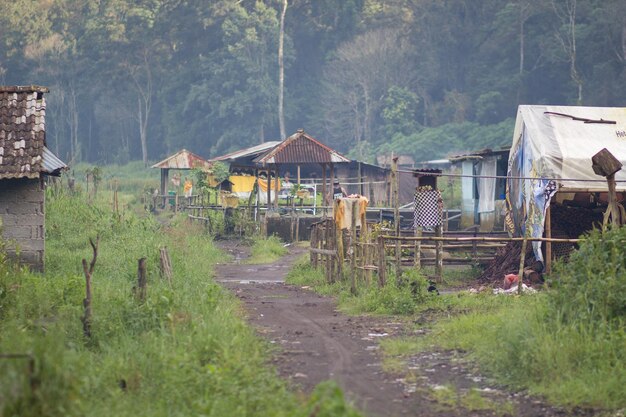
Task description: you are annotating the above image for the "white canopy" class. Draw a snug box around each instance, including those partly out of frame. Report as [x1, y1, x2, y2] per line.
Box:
[512, 105, 626, 191]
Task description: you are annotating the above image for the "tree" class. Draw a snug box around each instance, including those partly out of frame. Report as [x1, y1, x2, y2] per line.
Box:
[321, 29, 414, 149]
[278, 0, 288, 140]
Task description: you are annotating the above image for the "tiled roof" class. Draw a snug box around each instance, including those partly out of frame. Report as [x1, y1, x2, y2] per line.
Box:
[0, 85, 50, 179]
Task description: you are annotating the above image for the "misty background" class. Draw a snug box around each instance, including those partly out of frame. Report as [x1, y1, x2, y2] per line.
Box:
[1, 0, 625, 165]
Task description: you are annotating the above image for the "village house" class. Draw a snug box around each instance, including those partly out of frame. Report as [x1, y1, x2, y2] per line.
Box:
[0, 85, 66, 271]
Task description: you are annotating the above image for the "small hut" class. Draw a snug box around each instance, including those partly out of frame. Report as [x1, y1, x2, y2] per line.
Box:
[254, 129, 350, 209]
[151, 149, 212, 202]
[0, 85, 67, 271]
[450, 148, 510, 231]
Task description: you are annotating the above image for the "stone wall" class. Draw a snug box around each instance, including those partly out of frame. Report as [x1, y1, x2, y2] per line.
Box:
[0, 178, 45, 271]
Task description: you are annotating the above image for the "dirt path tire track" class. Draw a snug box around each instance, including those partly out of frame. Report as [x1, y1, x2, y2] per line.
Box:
[214, 242, 579, 417]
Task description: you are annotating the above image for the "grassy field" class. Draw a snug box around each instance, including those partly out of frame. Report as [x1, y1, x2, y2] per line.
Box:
[0, 183, 360, 417]
[287, 229, 626, 412]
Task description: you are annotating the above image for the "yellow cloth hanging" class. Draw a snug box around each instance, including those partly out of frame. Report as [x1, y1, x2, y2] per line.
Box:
[229, 175, 257, 193]
[257, 178, 281, 193]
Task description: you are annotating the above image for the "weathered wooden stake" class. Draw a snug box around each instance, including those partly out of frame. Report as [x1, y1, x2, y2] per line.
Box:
[377, 236, 387, 287]
[392, 157, 401, 277]
[159, 247, 173, 286]
[136, 257, 148, 302]
[414, 226, 422, 268]
[435, 225, 444, 281]
[81, 236, 99, 339]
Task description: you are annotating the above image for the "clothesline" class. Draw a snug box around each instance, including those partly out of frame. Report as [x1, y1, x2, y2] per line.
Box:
[400, 168, 626, 184]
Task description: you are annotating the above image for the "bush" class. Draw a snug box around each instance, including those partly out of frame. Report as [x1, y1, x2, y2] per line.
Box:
[549, 226, 626, 328]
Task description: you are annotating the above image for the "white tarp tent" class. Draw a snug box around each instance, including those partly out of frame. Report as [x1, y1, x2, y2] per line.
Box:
[505, 105, 626, 261]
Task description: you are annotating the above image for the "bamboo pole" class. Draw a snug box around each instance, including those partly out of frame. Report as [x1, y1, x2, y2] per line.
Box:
[380, 235, 581, 243]
[377, 236, 386, 287]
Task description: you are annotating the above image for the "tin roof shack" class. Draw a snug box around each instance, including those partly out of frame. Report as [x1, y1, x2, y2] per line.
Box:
[334, 161, 418, 206]
[254, 129, 350, 208]
[505, 105, 626, 267]
[450, 148, 509, 231]
[0, 86, 66, 271]
[151, 149, 212, 199]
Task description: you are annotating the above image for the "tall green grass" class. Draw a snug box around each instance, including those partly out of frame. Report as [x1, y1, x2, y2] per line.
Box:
[384, 227, 626, 411]
[0, 189, 361, 417]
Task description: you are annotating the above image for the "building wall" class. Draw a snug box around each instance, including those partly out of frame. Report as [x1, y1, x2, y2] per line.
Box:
[0, 178, 45, 271]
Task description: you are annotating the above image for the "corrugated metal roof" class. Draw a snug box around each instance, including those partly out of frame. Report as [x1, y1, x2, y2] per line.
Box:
[211, 141, 281, 162]
[254, 130, 349, 165]
[151, 149, 212, 170]
[0, 86, 48, 179]
[42, 146, 66, 175]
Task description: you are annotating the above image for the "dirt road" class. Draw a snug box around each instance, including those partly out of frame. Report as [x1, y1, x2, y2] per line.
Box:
[215, 242, 575, 417]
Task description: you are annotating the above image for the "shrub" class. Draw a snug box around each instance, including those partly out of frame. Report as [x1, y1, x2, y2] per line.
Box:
[549, 226, 626, 329]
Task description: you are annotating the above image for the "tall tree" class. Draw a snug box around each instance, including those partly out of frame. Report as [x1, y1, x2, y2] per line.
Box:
[278, 0, 288, 140]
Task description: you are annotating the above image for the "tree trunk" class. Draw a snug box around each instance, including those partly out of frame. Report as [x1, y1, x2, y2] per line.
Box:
[278, 0, 288, 140]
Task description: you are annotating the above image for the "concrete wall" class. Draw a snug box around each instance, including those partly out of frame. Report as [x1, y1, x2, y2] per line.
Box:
[0, 178, 45, 271]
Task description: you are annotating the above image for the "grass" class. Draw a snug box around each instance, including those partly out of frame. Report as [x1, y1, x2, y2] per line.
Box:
[246, 235, 289, 264]
[290, 233, 626, 412]
[0, 188, 362, 417]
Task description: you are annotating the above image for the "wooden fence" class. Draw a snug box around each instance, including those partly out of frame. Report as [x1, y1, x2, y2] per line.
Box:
[309, 219, 581, 287]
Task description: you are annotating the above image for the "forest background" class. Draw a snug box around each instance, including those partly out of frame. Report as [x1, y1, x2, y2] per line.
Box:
[1, 0, 625, 166]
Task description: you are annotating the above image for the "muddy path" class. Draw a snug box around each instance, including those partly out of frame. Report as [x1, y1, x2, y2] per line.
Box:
[215, 241, 575, 417]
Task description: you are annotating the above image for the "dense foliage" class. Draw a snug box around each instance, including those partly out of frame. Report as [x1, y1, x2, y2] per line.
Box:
[1, 0, 625, 163]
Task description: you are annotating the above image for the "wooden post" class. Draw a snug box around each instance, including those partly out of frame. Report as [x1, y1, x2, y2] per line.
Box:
[358, 162, 364, 196]
[266, 169, 272, 211]
[392, 157, 401, 277]
[136, 258, 148, 302]
[517, 229, 529, 295]
[350, 200, 358, 294]
[81, 236, 99, 339]
[335, 202, 344, 280]
[159, 247, 173, 286]
[160, 168, 169, 207]
[377, 235, 387, 287]
[310, 226, 318, 267]
[327, 222, 334, 283]
[321, 163, 327, 215]
[274, 165, 280, 209]
[545, 204, 552, 274]
[414, 226, 422, 268]
[435, 225, 443, 281]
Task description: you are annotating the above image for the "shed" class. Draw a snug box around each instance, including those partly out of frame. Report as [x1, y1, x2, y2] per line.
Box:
[151, 149, 212, 198]
[0, 85, 67, 271]
[254, 129, 350, 208]
[505, 105, 626, 262]
[450, 148, 509, 231]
